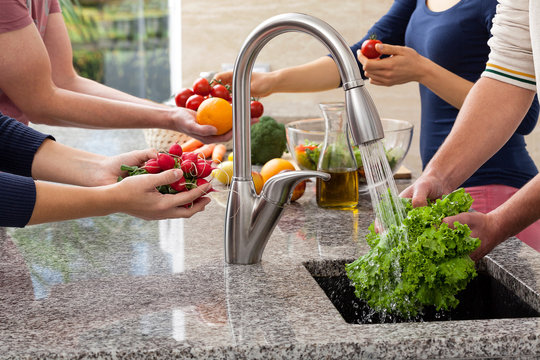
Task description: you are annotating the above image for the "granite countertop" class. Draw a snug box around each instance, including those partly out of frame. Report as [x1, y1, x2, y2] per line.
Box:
[1, 127, 540, 359]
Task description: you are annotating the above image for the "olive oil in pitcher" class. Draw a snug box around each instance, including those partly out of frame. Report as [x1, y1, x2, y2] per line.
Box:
[316, 102, 359, 210]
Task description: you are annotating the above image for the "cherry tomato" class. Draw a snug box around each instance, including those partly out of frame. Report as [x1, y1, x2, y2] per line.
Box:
[174, 88, 194, 107]
[250, 100, 264, 118]
[185, 94, 205, 111]
[361, 39, 382, 59]
[192, 78, 211, 96]
[210, 84, 231, 101]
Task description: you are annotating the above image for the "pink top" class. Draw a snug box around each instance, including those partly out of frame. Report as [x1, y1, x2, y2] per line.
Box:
[0, 0, 62, 125]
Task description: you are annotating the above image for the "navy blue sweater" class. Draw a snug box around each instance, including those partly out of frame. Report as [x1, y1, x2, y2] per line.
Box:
[0, 114, 53, 227]
[349, 0, 539, 188]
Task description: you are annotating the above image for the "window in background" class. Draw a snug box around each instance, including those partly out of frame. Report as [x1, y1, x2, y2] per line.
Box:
[63, 0, 172, 102]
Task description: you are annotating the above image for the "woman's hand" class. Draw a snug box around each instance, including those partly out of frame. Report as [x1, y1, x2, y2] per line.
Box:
[112, 169, 212, 220]
[89, 148, 159, 186]
[30, 168, 212, 224]
[357, 43, 427, 86]
[169, 106, 233, 144]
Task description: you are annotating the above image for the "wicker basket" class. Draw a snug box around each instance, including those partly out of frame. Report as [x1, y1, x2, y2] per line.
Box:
[143, 128, 234, 152]
[143, 128, 193, 152]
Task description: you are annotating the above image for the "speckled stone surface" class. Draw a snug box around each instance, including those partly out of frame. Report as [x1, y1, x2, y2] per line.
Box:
[1, 128, 540, 359]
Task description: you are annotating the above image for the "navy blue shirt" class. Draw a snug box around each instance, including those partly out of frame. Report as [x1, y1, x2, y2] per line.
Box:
[349, 0, 539, 189]
[0, 114, 53, 227]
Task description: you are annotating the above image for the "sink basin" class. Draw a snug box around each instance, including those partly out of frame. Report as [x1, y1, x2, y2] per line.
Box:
[305, 259, 540, 324]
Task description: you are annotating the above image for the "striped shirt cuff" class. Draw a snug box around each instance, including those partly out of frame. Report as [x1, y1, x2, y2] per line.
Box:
[482, 63, 536, 92]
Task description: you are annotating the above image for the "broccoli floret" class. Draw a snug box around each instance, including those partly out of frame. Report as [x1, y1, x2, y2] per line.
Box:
[251, 115, 287, 165]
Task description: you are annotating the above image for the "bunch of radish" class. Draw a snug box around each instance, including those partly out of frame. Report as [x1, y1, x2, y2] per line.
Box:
[174, 77, 264, 118]
[119, 142, 216, 195]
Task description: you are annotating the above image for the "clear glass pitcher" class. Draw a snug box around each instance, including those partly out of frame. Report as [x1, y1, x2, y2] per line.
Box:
[316, 102, 359, 209]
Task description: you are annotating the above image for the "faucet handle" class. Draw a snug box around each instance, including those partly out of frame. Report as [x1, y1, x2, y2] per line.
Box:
[261, 170, 331, 206]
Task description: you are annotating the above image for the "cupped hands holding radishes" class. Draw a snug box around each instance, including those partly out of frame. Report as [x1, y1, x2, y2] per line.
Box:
[26, 137, 214, 225]
[109, 168, 212, 221]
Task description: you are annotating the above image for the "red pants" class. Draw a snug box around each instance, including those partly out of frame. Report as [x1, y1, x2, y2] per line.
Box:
[466, 184, 540, 252]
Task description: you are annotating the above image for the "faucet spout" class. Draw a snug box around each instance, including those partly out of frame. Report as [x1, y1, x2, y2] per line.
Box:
[225, 13, 384, 264]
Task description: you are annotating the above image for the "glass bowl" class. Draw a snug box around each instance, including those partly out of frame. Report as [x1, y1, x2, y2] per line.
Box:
[285, 118, 413, 176]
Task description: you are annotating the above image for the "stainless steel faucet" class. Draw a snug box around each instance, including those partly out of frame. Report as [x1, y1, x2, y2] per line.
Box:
[225, 13, 384, 264]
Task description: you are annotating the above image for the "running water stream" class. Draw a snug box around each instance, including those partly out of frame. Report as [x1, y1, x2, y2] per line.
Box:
[358, 140, 407, 233]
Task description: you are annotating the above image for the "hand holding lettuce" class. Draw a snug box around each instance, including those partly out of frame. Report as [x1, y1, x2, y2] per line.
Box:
[345, 188, 481, 318]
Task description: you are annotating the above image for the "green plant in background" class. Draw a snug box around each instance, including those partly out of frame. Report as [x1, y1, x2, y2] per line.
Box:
[59, 0, 99, 43]
[59, 0, 104, 81]
[59, 0, 171, 100]
[72, 48, 104, 82]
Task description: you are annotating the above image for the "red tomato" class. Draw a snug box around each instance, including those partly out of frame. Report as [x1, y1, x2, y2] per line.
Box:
[361, 39, 382, 59]
[250, 100, 264, 118]
[185, 94, 205, 111]
[174, 88, 194, 107]
[192, 78, 211, 96]
[210, 84, 231, 101]
[296, 144, 317, 152]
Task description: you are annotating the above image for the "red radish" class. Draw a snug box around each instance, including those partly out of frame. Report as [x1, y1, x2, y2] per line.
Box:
[143, 159, 161, 174]
[157, 153, 176, 171]
[170, 176, 188, 192]
[169, 143, 183, 157]
[196, 177, 216, 192]
[195, 159, 214, 178]
[196, 178, 210, 186]
[182, 152, 199, 162]
[180, 159, 196, 176]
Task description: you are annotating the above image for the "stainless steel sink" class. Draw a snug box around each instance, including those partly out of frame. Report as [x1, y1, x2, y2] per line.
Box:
[304, 259, 540, 324]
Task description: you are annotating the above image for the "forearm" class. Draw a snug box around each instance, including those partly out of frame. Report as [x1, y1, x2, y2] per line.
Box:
[31, 138, 107, 186]
[423, 77, 534, 191]
[489, 175, 540, 239]
[271, 56, 341, 93]
[60, 74, 166, 108]
[28, 181, 117, 225]
[31, 86, 174, 129]
[418, 57, 474, 109]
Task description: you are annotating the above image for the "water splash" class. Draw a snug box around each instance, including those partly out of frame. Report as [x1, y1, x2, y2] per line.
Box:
[358, 140, 406, 233]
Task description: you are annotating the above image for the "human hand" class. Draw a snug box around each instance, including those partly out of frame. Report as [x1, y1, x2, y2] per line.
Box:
[443, 211, 507, 262]
[400, 172, 447, 208]
[169, 106, 232, 144]
[213, 71, 274, 98]
[357, 43, 425, 86]
[87, 148, 158, 186]
[112, 169, 212, 220]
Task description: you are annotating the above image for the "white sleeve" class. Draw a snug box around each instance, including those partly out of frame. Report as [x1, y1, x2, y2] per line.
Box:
[482, 0, 536, 91]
